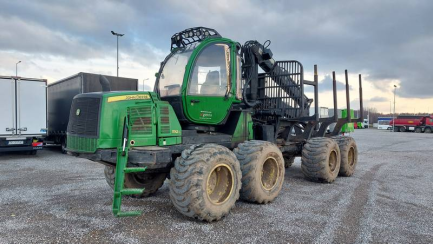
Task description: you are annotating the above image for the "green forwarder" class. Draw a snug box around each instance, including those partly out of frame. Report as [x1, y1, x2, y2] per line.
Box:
[67, 27, 363, 221]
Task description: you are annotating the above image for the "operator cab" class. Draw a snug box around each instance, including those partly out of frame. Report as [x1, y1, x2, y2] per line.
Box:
[155, 27, 242, 127]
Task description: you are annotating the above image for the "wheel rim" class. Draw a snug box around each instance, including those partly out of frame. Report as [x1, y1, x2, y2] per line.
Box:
[133, 173, 153, 184]
[348, 147, 355, 166]
[206, 164, 234, 205]
[261, 157, 279, 191]
[328, 150, 338, 173]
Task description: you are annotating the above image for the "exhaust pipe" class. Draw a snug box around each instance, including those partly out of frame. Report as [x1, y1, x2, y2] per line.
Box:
[99, 75, 111, 92]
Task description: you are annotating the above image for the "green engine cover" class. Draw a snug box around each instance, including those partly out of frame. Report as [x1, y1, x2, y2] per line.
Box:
[67, 91, 182, 153]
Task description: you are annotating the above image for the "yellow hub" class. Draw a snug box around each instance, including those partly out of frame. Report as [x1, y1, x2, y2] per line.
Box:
[329, 150, 338, 173]
[261, 157, 279, 191]
[348, 147, 355, 166]
[206, 164, 234, 205]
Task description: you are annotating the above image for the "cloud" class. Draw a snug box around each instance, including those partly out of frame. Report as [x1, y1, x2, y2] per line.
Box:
[370, 96, 388, 102]
[0, 0, 432, 99]
[0, 16, 103, 59]
[141, 84, 152, 91]
[318, 74, 349, 93]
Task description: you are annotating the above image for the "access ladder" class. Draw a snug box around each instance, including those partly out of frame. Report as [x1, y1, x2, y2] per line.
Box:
[112, 116, 147, 217]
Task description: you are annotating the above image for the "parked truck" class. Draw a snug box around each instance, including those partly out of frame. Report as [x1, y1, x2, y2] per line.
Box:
[46, 72, 138, 152]
[0, 76, 46, 154]
[390, 115, 433, 133]
[377, 117, 392, 130]
[362, 118, 369, 128]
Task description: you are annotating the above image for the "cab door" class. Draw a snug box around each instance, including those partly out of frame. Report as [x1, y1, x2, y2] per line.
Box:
[184, 42, 233, 124]
[0, 78, 16, 135]
[17, 79, 47, 135]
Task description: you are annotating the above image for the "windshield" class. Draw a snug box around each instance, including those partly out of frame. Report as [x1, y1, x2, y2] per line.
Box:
[159, 50, 193, 97]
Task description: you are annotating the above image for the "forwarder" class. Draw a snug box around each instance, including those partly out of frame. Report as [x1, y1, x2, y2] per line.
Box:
[67, 27, 363, 221]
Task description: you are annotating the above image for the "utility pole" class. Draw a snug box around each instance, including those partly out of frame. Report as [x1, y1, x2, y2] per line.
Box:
[16, 61, 21, 77]
[393, 85, 397, 132]
[142, 78, 149, 91]
[390, 101, 392, 115]
[111, 31, 124, 77]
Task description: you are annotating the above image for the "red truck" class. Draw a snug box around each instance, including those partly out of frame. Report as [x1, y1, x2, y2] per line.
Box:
[390, 115, 433, 133]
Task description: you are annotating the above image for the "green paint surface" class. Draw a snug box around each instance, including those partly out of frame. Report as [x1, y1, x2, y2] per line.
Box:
[231, 111, 253, 143]
[67, 91, 183, 152]
[182, 38, 240, 125]
[341, 109, 355, 133]
[154, 100, 182, 146]
[67, 37, 253, 154]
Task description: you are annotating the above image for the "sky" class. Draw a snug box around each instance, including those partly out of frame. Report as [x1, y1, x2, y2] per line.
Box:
[0, 0, 432, 113]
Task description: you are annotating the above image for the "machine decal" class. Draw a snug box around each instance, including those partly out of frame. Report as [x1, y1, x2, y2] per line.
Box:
[199, 111, 212, 119]
[108, 94, 150, 103]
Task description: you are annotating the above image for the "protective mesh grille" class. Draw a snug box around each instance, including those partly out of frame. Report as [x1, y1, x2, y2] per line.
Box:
[128, 106, 153, 135]
[159, 106, 170, 135]
[67, 135, 97, 153]
[67, 97, 101, 137]
[255, 61, 307, 121]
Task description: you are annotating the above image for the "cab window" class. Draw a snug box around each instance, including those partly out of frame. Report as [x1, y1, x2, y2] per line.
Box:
[188, 43, 230, 96]
[159, 50, 193, 97]
[236, 54, 242, 100]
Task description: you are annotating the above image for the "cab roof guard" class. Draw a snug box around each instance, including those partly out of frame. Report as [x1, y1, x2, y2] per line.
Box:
[171, 27, 221, 51]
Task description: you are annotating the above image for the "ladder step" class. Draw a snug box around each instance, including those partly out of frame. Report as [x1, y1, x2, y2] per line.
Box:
[121, 188, 144, 195]
[124, 167, 147, 173]
[116, 210, 142, 217]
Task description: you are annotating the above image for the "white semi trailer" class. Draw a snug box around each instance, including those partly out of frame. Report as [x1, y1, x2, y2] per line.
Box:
[0, 76, 47, 154]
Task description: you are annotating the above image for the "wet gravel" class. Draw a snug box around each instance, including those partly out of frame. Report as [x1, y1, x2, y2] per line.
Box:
[0, 129, 432, 243]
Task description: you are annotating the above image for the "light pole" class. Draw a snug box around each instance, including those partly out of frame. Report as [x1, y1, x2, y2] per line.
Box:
[111, 31, 124, 77]
[142, 78, 149, 91]
[393, 85, 397, 132]
[16, 61, 21, 77]
[390, 101, 392, 115]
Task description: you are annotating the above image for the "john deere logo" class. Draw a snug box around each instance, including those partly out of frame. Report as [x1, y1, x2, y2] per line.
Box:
[76, 109, 81, 116]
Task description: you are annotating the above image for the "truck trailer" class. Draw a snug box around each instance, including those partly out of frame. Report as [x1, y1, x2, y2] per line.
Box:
[390, 115, 433, 133]
[46, 72, 138, 152]
[0, 76, 47, 154]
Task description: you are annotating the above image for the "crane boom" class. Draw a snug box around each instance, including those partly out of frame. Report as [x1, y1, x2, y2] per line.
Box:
[241, 41, 312, 118]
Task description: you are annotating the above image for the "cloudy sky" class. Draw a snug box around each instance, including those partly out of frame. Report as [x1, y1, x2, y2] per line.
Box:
[1, 0, 432, 113]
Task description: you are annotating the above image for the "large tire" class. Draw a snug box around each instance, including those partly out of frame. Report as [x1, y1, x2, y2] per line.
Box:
[399, 126, 406, 132]
[234, 141, 285, 204]
[169, 144, 241, 222]
[61, 137, 67, 154]
[283, 153, 295, 168]
[332, 136, 358, 177]
[415, 127, 422, 133]
[104, 165, 167, 198]
[301, 137, 341, 183]
[425, 127, 432, 133]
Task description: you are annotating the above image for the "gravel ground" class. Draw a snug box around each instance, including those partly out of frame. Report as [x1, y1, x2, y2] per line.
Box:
[0, 129, 432, 243]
